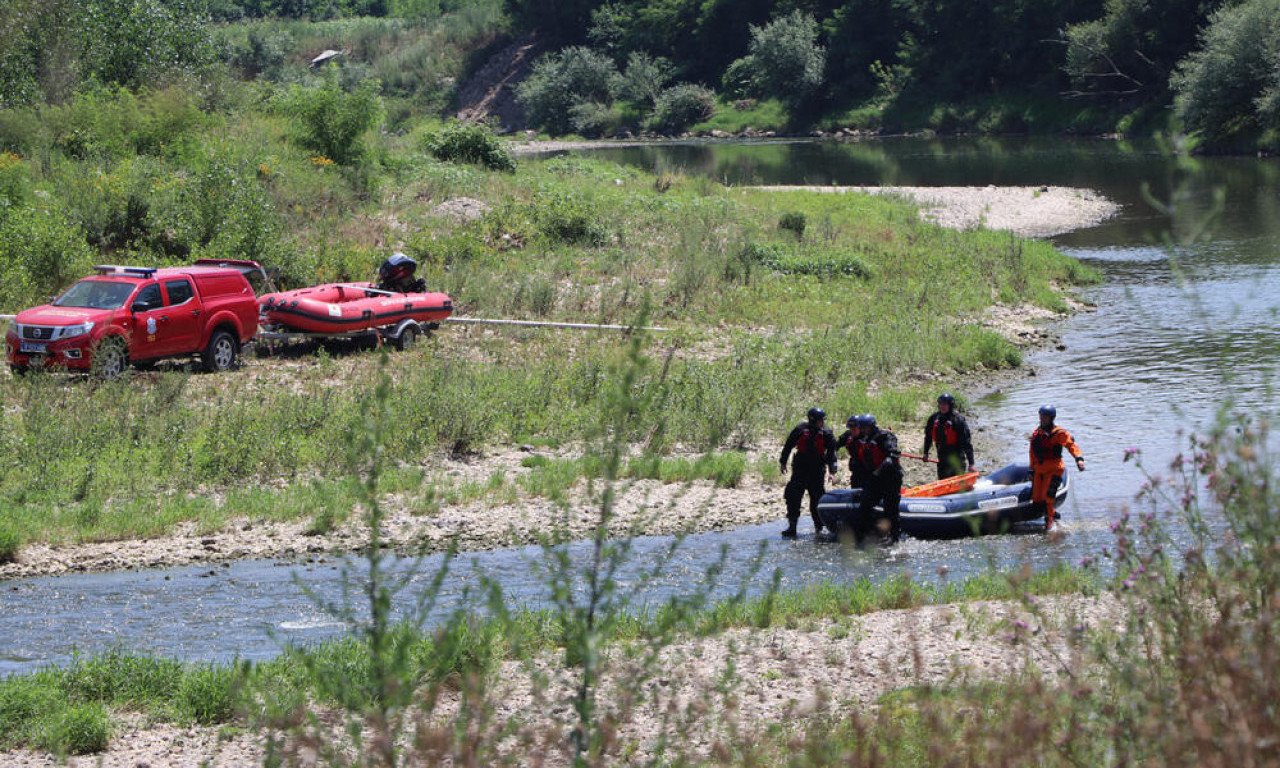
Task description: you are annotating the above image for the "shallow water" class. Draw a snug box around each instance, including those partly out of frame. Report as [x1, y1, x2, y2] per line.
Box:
[3, 138, 1279, 676]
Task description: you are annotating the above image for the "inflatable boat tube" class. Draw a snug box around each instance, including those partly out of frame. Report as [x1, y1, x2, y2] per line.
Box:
[260, 283, 453, 334]
[816, 463, 1070, 539]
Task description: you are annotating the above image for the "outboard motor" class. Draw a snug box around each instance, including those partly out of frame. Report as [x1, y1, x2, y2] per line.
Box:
[377, 252, 425, 293]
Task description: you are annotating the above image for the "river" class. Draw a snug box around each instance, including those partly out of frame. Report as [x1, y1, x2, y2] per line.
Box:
[3, 137, 1278, 676]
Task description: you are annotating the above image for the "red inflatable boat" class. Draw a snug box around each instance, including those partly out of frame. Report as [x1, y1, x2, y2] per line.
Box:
[259, 282, 453, 334]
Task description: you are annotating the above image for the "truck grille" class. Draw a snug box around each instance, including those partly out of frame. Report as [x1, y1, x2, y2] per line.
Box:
[19, 325, 60, 341]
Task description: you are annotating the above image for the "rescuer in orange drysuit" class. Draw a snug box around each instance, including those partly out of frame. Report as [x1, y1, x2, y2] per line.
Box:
[1029, 405, 1085, 531]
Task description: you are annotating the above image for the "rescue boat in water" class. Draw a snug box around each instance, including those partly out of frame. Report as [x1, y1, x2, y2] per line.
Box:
[259, 282, 453, 334]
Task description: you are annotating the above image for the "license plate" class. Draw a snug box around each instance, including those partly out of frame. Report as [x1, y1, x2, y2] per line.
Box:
[20, 341, 47, 354]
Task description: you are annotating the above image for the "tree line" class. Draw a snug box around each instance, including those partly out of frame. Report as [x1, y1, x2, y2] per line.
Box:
[505, 0, 1280, 150]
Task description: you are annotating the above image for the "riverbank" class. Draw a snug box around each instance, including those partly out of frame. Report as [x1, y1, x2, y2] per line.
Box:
[0, 590, 1123, 767]
[0, 179, 1113, 581]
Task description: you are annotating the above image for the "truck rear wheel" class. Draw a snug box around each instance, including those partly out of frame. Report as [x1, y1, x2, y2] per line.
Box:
[91, 336, 129, 380]
[202, 330, 238, 372]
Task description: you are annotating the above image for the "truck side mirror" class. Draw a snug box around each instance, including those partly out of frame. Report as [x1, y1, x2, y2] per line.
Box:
[132, 298, 159, 313]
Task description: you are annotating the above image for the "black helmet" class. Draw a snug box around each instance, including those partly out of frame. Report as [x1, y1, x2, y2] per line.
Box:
[1039, 405, 1057, 420]
[846, 415, 858, 427]
[856, 413, 876, 428]
[378, 252, 417, 285]
[807, 407, 826, 422]
[938, 393, 956, 407]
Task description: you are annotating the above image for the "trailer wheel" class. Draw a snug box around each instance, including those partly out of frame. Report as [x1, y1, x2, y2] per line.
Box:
[202, 330, 238, 372]
[396, 324, 418, 351]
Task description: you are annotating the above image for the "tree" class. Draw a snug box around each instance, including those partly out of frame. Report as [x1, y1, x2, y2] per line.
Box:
[516, 46, 619, 135]
[285, 76, 384, 165]
[728, 10, 826, 104]
[1063, 0, 1225, 103]
[1171, 0, 1280, 146]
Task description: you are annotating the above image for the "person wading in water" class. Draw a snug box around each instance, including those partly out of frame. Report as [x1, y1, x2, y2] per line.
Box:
[923, 393, 975, 479]
[779, 407, 837, 538]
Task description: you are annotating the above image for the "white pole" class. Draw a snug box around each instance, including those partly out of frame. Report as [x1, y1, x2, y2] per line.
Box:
[445, 317, 669, 332]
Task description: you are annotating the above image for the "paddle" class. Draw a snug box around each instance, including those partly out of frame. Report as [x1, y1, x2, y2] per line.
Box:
[900, 452, 939, 464]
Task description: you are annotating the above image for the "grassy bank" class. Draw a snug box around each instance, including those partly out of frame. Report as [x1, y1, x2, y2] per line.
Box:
[0, 117, 1097, 553]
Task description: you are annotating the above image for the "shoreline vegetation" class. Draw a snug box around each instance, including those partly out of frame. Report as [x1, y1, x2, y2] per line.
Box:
[0, 181, 1115, 581]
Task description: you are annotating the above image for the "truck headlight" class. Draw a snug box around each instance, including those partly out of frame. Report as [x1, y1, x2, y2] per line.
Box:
[54, 322, 95, 340]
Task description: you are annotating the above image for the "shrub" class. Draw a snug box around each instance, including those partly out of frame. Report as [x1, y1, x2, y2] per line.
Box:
[534, 192, 607, 245]
[739, 10, 826, 103]
[739, 241, 873, 278]
[0, 205, 94, 312]
[778, 211, 806, 239]
[177, 664, 238, 725]
[283, 75, 384, 166]
[517, 46, 618, 135]
[0, 524, 18, 563]
[568, 100, 622, 138]
[421, 120, 515, 172]
[41, 702, 110, 756]
[618, 51, 671, 108]
[650, 83, 716, 134]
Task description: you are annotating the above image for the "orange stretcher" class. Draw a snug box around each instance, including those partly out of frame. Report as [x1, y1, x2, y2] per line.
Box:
[901, 471, 980, 498]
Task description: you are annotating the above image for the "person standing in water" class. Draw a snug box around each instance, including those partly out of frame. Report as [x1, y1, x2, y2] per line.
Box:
[1029, 405, 1085, 531]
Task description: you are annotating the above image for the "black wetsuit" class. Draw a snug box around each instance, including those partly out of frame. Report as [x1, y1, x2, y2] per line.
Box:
[780, 421, 837, 535]
[923, 410, 974, 480]
[851, 428, 903, 543]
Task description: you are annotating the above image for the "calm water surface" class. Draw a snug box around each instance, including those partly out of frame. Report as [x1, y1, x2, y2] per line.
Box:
[4, 138, 1279, 675]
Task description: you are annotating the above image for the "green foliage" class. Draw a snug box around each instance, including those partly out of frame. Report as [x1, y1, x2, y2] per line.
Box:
[1065, 0, 1220, 105]
[1171, 0, 1280, 148]
[618, 51, 671, 108]
[176, 665, 239, 724]
[778, 211, 806, 239]
[516, 46, 619, 135]
[737, 10, 826, 104]
[650, 83, 716, 134]
[739, 241, 874, 278]
[0, 524, 19, 563]
[421, 120, 516, 171]
[283, 75, 384, 166]
[0, 0, 216, 108]
[0, 205, 95, 313]
[40, 702, 110, 755]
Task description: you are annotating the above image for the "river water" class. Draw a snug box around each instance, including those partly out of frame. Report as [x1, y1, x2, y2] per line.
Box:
[3, 138, 1279, 676]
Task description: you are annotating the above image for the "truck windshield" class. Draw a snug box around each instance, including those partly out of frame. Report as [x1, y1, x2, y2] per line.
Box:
[55, 280, 136, 309]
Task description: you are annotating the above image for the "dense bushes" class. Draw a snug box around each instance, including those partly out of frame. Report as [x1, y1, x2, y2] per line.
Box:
[650, 84, 716, 134]
[1171, 0, 1280, 148]
[282, 76, 384, 166]
[421, 120, 516, 171]
[516, 46, 618, 135]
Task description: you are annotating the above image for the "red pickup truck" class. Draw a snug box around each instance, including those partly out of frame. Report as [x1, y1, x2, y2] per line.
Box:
[5, 260, 265, 377]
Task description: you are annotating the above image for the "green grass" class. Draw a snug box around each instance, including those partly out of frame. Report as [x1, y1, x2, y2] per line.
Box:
[0, 69, 1099, 554]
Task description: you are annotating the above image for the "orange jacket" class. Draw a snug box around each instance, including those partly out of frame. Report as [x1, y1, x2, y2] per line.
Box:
[1029, 425, 1083, 474]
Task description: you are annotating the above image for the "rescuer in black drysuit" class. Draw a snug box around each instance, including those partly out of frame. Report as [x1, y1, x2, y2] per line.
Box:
[849, 414, 904, 544]
[922, 393, 975, 480]
[779, 407, 838, 538]
[836, 415, 861, 487]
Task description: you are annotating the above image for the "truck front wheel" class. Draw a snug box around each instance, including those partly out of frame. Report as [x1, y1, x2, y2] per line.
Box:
[91, 336, 129, 380]
[202, 330, 238, 372]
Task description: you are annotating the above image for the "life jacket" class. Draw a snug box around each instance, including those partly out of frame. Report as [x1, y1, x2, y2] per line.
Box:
[931, 416, 960, 448]
[795, 425, 829, 456]
[856, 433, 891, 469]
[1031, 426, 1064, 462]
